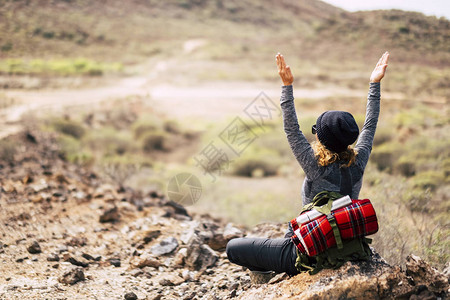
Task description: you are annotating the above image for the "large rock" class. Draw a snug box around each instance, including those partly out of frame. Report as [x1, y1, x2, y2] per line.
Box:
[185, 234, 218, 271]
[237, 255, 449, 300]
[405, 254, 449, 294]
[223, 223, 244, 240]
[150, 237, 178, 256]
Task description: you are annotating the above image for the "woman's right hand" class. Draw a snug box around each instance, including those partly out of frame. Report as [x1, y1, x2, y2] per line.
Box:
[276, 53, 294, 86]
[370, 51, 389, 83]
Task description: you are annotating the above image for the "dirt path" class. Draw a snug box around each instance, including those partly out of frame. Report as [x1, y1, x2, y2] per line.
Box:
[0, 39, 408, 138]
[2, 78, 385, 136]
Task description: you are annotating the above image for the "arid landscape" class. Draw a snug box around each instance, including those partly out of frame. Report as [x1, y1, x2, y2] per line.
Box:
[0, 0, 449, 299]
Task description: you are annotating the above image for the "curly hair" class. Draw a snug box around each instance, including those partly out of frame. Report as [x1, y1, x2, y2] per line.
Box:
[311, 141, 358, 168]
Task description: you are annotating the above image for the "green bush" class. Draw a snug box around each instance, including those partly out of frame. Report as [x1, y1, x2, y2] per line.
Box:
[393, 105, 442, 130]
[396, 156, 416, 177]
[57, 135, 93, 166]
[132, 119, 160, 139]
[0, 58, 123, 76]
[371, 142, 401, 172]
[84, 127, 135, 156]
[52, 118, 86, 139]
[141, 131, 172, 152]
[231, 157, 279, 177]
[229, 148, 281, 177]
[373, 126, 393, 146]
[99, 155, 153, 187]
[163, 120, 181, 134]
[402, 187, 432, 213]
[410, 170, 445, 191]
[0, 140, 16, 163]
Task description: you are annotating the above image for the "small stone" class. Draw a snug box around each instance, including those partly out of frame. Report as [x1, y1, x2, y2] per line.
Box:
[110, 258, 121, 267]
[59, 267, 85, 285]
[151, 237, 178, 256]
[16, 257, 27, 263]
[181, 269, 193, 281]
[443, 262, 450, 278]
[27, 241, 42, 254]
[180, 228, 196, 245]
[223, 223, 243, 240]
[208, 233, 227, 251]
[65, 255, 89, 268]
[66, 237, 87, 247]
[31, 179, 48, 192]
[143, 230, 161, 244]
[134, 255, 161, 269]
[164, 200, 190, 217]
[47, 253, 60, 262]
[229, 282, 239, 291]
[99, 206, 120, 223]
[268, 273, 288, 284]
[58, 245, 69, 253]
[158, 274, 184, 286]
[172, 248, 188, 267]
[124, 292, 138, 300]
[249, 271, 275, 284]
[130, 269, 144, 277]
[81, 253, 95, 261]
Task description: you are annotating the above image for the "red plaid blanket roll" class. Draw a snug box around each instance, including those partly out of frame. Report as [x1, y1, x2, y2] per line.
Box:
[290, 199, 378, 257]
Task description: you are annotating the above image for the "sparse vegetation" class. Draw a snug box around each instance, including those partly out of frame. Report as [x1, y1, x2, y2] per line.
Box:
[51, 118, 86, 139]
[0, 0, 448, 271]
[0, 58, 122, 76]
[0, 140, 16, 163]
[141, 131, 172, 153]
[230, 151, 280, 177]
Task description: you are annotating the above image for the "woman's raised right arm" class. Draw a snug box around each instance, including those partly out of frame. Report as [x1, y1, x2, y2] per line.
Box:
[277, 53, 321, 179]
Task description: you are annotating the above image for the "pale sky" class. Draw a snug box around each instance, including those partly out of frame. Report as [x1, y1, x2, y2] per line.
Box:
[320, 0, 450, 19]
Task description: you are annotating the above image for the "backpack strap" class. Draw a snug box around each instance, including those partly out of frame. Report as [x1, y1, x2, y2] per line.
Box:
[339, 167, 352, 196]
[327, 214, 343, 250]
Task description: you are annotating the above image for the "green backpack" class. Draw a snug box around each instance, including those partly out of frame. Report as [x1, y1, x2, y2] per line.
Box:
[294, 191, 373, 275]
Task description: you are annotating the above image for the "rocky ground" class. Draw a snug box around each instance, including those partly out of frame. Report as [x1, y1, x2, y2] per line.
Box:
[0, 131, 448, 300]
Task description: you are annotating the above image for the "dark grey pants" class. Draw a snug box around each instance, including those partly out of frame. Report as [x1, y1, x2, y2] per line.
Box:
[226, 236, 299, 276]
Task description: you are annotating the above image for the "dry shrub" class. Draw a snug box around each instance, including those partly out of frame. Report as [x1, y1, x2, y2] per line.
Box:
[163, 120, 181, 134]
[0, 140, 16, 163]
[133, 121, 159, 139]
[141, 131, 172, 152]
[230, 150, 280, 177]
[231, 158, 278, 177]
[52, 118, 85, 139]
[371, 143, 401, 172]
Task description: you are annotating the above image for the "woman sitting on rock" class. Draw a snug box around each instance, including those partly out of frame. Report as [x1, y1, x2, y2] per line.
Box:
[226, 51, 389, 276]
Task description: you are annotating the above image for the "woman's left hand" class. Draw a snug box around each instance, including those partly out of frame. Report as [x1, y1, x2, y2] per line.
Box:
[276, 53, 294, 86]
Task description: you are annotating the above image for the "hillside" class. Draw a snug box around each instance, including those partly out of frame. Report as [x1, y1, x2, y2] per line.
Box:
[1, 0, 448, 99]
[0, 130, 448, 299]
[1, 0, 448, 64]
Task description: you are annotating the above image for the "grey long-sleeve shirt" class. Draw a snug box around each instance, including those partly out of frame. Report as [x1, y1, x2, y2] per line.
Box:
[280, 82, 381, 205]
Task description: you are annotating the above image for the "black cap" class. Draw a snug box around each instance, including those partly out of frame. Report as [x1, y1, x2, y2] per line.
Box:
[315, 111, 359, 153]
